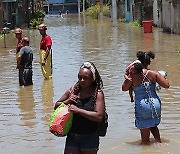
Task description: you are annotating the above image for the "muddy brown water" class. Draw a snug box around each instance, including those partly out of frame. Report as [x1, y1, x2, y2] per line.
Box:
[0, 14, 180, 153]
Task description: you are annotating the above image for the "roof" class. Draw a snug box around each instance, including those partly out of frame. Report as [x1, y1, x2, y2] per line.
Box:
[1, 0, 17, 2]
[43, 0, 77, 4]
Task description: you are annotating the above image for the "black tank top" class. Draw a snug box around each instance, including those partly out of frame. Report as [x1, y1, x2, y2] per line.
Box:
[69, 96, 98, 134]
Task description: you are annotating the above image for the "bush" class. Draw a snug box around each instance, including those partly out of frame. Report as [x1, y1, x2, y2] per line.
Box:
[86, 5, 110, 19]
[30, 18, 43, 28]
[103, 5, 109, 17]
[30, 10, 45, 28]
[129, 20, 141, 27]
[30, 10, 45, 20]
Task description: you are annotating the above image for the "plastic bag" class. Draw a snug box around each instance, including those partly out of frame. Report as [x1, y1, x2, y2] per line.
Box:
[49, 103, 73, 137]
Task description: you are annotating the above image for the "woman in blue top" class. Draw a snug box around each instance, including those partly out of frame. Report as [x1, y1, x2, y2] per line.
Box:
[122, 59, 169, 144]
[55, 61, 105, 154]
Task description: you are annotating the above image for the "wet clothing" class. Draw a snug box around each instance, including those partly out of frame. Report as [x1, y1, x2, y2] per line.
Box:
[18, 46, 33, 86]
[39, 35, 52, 79]
[19, 68, 33, 86]
[66, 96, 99, 150]
[39, 49, 52, 79]
[133, 71, 161, 129]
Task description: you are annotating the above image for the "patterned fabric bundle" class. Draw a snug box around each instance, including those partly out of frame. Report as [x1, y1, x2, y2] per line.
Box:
[49, 103, 73, 137]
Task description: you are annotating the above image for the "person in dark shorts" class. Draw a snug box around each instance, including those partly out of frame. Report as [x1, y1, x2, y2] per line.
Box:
[17, 36, 33, 86]
[54, 61, 106, 154]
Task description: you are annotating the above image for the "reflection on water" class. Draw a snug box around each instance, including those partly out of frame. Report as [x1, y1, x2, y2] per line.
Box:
[41, 79, 54, 126]
[17, 86, 36, 127]
[0, 15, 180, 153]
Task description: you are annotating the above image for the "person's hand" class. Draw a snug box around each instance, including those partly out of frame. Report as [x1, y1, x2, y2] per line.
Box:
[68, 104, 80, 113]
[16, 65, 20, 69]
[124, 75, 132, 81]
[41, 60, 46, 66]
[66, 94, 78, 104]
[126, 76, 132, 81]
[130, 98, 134, 102]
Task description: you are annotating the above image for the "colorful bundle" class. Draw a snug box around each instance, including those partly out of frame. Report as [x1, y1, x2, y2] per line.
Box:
[49, 103, 73, 137]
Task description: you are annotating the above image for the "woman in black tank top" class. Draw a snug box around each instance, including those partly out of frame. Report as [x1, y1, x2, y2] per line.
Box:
[55, 61, 106, 154]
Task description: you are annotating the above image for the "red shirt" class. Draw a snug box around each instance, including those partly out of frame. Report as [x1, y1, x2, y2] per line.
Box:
[16, 38, 23, 53]
[40, 35, 52, 50]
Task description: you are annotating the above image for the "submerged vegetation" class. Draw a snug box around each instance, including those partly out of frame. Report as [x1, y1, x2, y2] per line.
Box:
[176, 50, 180, 56]
[175, 45, 180, 56]
[129, 20, 141, 27]
[86, 5, 110, 19]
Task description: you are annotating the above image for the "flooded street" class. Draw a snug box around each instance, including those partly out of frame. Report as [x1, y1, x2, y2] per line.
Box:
[0, 14, 180, 153]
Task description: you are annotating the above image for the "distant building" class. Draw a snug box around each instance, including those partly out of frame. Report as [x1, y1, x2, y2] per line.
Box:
[43, 0, 79, 14]
[1, 0, 32, 29]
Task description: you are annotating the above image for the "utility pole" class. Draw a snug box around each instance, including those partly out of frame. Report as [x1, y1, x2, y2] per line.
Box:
[100, 0, 103, 20]
[83, 0, 85, 13]
[112, 0, 117, 27]
[78, 0, 80, 14]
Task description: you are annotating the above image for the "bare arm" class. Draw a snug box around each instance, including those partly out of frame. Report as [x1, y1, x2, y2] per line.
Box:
[44, 46, 51, 60]
[69, 91, 105, 122]
[156, 72, 170, 88]
[16, 55, 21, 69]
[54, 87, 78, 110]
[122, 77, 133, 91]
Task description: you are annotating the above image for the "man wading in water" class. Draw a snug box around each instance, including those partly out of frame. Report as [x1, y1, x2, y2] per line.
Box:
[38, 23, 52, 79]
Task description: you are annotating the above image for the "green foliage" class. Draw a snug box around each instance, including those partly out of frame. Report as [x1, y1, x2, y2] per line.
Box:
[175, 45, 180, 56]
[129, 20, 141, 27]
[30, 10, 45, 28]
[30, 10, 45, 20]
[103, 5, 110, 16]
[176, 50, 180, 56]
[86, 5, 110, 19]
[30, 18, 43, 28]
[86, 5, 99, 19]
[0, 34, 3, 39]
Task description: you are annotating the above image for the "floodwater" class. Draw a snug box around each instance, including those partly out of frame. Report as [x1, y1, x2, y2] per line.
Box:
[0, 14, 180, 154]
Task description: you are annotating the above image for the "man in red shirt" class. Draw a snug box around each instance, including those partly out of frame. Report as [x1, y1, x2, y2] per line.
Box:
[15, 28, 23, 55]
[38, 23, 52, 79]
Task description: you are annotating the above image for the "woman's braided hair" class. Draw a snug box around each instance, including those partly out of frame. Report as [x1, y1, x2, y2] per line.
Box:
[137, 51, 155, 67]
[71, 62, 103, 104]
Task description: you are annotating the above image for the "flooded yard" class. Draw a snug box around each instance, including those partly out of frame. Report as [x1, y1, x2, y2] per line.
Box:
[0, 14, 180, 153]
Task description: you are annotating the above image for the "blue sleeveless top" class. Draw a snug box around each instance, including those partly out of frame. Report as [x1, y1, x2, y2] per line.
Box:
[133, 71, 161, 129]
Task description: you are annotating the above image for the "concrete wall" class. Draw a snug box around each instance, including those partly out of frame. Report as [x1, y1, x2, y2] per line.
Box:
[153, 0, 162, 27]
[162, 0, 180, 34]
[117, 2, 125, 19]
[0, 3, 4, 30]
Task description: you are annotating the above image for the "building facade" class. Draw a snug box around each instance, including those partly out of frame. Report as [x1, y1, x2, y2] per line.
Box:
[43, 0, 79, 14]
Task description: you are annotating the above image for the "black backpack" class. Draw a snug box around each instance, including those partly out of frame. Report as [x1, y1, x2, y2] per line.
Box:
[98, 111, 108, 137]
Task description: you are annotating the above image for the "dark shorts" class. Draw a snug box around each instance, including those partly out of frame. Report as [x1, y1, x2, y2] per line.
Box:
[65, 133, 99, 151]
